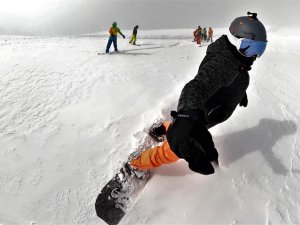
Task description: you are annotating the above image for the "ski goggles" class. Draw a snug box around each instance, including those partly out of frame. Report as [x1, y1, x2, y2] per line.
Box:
[237, 38, 267, 58]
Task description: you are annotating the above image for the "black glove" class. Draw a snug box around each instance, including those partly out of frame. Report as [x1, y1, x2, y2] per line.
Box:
[239, 93, 248, 107]
[166, 110, 218, 175]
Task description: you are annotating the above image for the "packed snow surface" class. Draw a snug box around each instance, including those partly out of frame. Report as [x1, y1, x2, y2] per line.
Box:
[0, 29, 300, 224]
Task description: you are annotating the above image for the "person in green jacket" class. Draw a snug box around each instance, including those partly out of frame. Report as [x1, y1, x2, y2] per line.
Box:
[106, 22, 125, 53]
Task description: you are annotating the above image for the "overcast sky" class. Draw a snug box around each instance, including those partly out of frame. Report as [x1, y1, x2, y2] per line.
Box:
[0, 0, 299, 35]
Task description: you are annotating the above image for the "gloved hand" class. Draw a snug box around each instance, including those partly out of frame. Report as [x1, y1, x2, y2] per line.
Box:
[166, 110, 218, 175]
[239, 93, 248, 107]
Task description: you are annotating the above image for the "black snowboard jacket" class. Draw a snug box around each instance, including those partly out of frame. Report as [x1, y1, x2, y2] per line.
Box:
[132, 26, 138, 35]
[177, 35, 254, 127]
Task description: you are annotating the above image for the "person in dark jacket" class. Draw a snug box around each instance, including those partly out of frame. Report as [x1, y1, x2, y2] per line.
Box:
[130, 12, 267, 175]
[129, 25, 139, 45]
[202, 27, 207, 41]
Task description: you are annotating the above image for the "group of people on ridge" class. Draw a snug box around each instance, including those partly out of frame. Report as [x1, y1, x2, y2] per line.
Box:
[194, 26, 214, 45]
[106, 22, 139, 53]
[105, 22, 214, 53]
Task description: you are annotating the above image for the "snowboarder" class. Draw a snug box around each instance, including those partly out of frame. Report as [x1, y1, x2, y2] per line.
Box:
[207, 27, 213, 43]
[129, 25, 139, 45]
[106, 22, 125, 54]
[130, 12, 268, 175]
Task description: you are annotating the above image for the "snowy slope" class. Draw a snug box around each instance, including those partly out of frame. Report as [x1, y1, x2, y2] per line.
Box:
[0, 29, 300, 224]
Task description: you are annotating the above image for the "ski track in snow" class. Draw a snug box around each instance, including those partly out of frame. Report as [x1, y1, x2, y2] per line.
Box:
[0, 31, 300, 224]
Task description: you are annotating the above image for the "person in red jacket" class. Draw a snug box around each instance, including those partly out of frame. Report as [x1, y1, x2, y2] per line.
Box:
[196, 26, 202, 45]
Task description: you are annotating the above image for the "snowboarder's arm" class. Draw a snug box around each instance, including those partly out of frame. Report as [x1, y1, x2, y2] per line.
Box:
[177, 56, 237, 112]
[166, 110, 218, 175]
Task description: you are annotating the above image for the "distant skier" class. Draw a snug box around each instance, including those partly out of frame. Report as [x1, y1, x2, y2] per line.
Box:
[193, 27, 198, 42]
[202, 27, 207, 41]
[130, 12, 267, 175]
[129, 25, 139, 45]
[207, 27, 214, 43]
[106, 22, 125, 54]
[195, 26, 202, 45]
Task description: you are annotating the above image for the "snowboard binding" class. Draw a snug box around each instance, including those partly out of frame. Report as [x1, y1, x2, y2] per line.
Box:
[149, 122, 167, 142]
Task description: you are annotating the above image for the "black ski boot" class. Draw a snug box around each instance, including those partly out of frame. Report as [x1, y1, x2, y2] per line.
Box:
[149, 122, 167, 142]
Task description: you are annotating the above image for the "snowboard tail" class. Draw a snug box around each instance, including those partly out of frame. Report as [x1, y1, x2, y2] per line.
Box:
[95, 122, 164, 224]
[95, 177, 125, 225]
[95, 162, 150, 225]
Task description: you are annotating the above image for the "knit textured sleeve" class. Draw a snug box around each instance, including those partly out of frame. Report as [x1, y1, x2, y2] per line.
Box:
[177, 54, 238, 112]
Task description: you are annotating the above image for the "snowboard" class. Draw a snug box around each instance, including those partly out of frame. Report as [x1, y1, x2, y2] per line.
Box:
[95, 122, 164, 225]
[95, 161, 150, 225]
[97, 51, 124, 55]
